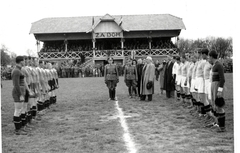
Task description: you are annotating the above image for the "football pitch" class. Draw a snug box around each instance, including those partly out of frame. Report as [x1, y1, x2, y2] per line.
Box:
[1, 74, 234, 153]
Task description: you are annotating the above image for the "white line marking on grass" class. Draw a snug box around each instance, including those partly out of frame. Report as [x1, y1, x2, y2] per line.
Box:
[115, 100, 137, 153]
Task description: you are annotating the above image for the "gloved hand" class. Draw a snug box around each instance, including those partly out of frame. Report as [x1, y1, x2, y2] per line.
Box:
[20, 96, 24, 102]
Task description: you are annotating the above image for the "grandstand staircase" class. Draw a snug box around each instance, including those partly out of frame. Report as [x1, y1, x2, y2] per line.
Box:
[80, 58, 94, 68]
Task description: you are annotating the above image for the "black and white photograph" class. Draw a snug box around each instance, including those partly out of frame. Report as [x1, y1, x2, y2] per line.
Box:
[0, 0, 237, 152]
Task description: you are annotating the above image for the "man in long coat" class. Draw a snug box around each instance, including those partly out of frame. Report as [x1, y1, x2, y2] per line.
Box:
[158, 60, 167, 94]
[136, 59, 144, 98]
[140, 56, 155, 101]
[163, 55, 175, 98]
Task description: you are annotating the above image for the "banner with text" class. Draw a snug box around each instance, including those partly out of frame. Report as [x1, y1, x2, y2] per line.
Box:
[93, 32, 123, 39]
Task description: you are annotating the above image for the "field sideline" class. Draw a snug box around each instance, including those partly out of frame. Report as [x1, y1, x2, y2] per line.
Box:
[1, 74, 234, 153]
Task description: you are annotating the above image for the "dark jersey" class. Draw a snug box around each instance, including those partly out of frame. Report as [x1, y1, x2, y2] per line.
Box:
[212, 60, 225, 88]
[11, 65, 24, 96]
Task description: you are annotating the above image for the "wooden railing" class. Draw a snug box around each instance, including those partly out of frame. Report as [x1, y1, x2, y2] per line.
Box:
[38, 48, 178, 60]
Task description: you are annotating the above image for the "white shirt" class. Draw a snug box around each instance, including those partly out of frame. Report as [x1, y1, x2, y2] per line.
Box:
[172, 62, 178, 75]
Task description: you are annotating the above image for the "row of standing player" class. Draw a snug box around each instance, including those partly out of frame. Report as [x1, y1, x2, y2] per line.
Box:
[11, 56, 59, 135]
[173, 49, 226, 132]
[103, 49, 226, 132]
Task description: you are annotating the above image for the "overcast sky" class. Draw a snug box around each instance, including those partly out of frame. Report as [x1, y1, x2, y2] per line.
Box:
[0, 0, 237, 56]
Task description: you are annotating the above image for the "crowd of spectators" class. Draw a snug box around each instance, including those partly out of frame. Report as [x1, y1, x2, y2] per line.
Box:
[40, 41, 92, 52]
[56, 60, 125, 78]
[68, 41, 92, 52]
[124, 40, 149, 50]
[40, 39, 176, 53]
[124, 39, 176, 50]
[40, 41, 65, 52]
[95, 41, 121, 50]
[151, 39, 176, 49]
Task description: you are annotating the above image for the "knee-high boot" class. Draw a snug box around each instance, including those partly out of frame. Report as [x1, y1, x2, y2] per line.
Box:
[13, 116, 27, 135]
[217, 112, 226, 132]
[133, 87, 137, 96]
[112, 88, 116, 100]
[147, 94, 152, 101]
[109, 88, 112, 99]
[128, 87, 132, 97]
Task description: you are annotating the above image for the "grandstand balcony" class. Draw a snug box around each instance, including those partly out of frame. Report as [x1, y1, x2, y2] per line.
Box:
[37, 48, 178, 60]
[33, 13, 184, 63]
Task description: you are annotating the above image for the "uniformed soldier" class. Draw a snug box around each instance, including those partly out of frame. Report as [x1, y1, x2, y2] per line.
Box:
[124, 58, 138, 98]
[71, 64, 75, 77]
[66, 64, 71, 78]
[61, 64, 66, 78]
[74, 64, 79, 78]
[104, 57, 119, 101]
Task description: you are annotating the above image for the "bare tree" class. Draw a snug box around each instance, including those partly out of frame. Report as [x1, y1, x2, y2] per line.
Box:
[10, 52, 17, 65]
[1, 45, 11, 66]
[26, 49, 37, 57]
[212, 38, 231, 59]
[178, 37, 232, 59]
[177, 38, 193, 55]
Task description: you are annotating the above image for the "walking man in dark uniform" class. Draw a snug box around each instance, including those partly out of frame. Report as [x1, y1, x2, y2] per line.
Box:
[124, 58, 138, 98]
[104, 57, 119, 101]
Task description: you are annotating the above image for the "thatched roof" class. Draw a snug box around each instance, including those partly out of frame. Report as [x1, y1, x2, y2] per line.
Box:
[30, 14, 186, 34]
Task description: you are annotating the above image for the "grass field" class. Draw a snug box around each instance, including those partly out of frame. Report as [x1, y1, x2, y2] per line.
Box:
[1, 73, 234, 153]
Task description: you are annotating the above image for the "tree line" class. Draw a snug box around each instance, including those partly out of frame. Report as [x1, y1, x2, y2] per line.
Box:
[1, 45, 17, 66]
[177, 37, 232, 59]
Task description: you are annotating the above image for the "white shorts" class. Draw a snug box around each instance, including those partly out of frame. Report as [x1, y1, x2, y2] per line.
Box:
[176, 75, 182, 86]
[195, 77, 205, 93]
[190, 79, 196, 93]
[181, 76, 189, 88]
[204, 79, 212, 100]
